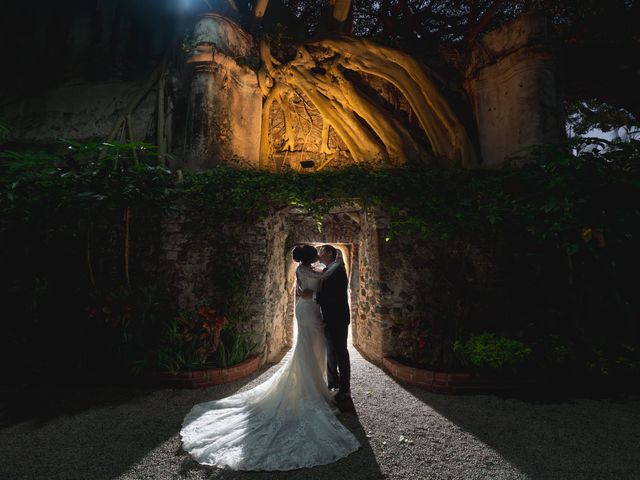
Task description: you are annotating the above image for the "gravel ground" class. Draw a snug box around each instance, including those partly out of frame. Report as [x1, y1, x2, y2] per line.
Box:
[1, 345, 639, 480]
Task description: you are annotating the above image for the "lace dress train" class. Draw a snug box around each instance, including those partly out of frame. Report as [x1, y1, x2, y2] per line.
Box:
[180, 262, 360, 470]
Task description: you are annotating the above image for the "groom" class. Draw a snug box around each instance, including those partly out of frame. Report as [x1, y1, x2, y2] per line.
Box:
[316, 245, 351, 401]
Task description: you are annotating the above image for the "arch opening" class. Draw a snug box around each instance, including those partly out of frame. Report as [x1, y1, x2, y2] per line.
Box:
[259, 205, 390, 365]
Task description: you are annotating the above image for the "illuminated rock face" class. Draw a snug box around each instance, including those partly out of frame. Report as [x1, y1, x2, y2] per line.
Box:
[158, 205, 392, 363]
[0, 82, 156, 142]
[157, 205, 501, 364]
[184, 14, 262, 170]
[466, 12, 565, 167]
[0, 11, 562, 170]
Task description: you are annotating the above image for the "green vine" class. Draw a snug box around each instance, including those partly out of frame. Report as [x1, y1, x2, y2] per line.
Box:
[1, 137, 639, 377]
[2, 138, 638, 248]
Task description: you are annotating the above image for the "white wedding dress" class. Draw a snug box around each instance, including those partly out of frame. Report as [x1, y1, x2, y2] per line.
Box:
[180, 260, 361, 470]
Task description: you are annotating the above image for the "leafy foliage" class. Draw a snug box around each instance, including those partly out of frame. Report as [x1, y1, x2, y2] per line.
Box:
[215, 315, 257, 368]
[1, 137, 639, 379]
[453, 333, 532, 372]
[567, 100, 639, 139]
[154, 307, 228, 373]
[0, 118, 10, 141]
[393, 317, 466, 372]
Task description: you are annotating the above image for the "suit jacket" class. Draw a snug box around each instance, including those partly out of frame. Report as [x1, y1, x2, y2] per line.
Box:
[317, 263, 350, 327]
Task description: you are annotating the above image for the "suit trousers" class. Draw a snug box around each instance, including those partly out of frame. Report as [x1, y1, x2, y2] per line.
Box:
[324, 322, 350, 393]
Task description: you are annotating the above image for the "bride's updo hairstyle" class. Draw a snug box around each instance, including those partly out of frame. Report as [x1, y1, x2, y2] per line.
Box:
[292, 245, 318, 264]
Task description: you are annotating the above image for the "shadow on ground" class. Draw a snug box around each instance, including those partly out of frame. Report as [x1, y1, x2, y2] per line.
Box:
[0, 362, 281, 480]
[0, 350, 381, 480]
[0, 384, 154, 429]
[6, 343, 638, 480]
[396, 377, 640, 479]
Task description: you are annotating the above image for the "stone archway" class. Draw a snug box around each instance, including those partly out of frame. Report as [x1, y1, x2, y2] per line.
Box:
[256, 204, 392, 365]
[281, 241, 357, 350]
[158, 203, 430, 368]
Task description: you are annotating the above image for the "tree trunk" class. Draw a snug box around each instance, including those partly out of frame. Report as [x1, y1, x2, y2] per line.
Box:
[259, 34, 476, 168]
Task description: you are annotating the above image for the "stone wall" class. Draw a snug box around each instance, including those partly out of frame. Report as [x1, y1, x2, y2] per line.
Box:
[351, 210, 386, 361]
[466, 11, 564, 167]
[131, 204, 501, 367]
[2, 9, 563, 170]
[378, 234, 502, 360]
[158, 207, 291, 364]
[182, 14, 262, 170]
[1, 81, 157, 144]
[254, 210, 291, 362]
[156, 204, 395, 364]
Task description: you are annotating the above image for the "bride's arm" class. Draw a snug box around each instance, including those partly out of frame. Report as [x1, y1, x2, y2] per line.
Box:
[320, 257, 343, 279]
[294, 270, 302, 300]
[300, 257, 343, 279]
[295, 271, 315, 300]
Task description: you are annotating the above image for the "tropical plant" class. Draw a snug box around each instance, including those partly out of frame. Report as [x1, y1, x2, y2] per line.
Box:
[86, 286, 135, 332]
[0, 118, 10, 141]
[391, 314, 466, 371]
[155, 306, 228, 373]
[454, 333, 532, 372]
[215, 322, 256, 368]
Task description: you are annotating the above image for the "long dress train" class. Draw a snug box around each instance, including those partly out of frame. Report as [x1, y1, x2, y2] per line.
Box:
[180, 261, 360, 470]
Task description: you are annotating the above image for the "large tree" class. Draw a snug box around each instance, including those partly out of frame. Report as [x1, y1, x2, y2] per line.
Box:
[2, 0, 637, 163]
[251, 0, 640, 118]
[2, 0, 637, 115]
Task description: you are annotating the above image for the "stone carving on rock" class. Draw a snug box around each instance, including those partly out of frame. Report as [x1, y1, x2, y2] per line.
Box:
[180, 6, 478, 172]
[258, 36, 477, 171]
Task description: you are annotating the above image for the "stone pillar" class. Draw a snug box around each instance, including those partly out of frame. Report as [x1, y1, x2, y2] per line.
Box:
[352, 210, 387, 363]
[184, 14, 262, 170]
[466, 12, 564, 167]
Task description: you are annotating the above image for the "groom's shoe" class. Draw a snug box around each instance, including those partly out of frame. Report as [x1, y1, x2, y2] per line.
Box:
[335, 390, 351, 402]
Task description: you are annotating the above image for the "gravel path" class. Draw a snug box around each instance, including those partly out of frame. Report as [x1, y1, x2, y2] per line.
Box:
[1, 344, 639, 480]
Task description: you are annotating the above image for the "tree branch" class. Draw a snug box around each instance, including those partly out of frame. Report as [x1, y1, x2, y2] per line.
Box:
[463, 0, 506, 46]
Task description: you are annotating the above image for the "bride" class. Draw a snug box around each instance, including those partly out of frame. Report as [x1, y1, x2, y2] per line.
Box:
[180, 244, 361, 470]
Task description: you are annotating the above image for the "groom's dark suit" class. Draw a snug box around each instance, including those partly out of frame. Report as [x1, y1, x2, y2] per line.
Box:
[317, 262, 351, 394]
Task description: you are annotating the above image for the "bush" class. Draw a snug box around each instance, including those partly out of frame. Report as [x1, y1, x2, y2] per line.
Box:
[152, 308, 256, 373]
[215, 317, 256, 368]
[153, 307, 227, 373]
[454, 333, 532, 371]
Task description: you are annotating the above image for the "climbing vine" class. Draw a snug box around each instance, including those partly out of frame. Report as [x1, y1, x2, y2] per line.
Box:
[2, 138, 638, 249]
[1, 137, 639, 378]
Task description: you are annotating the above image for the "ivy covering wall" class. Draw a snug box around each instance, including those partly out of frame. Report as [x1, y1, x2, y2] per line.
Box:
[1, 138, 639, 382]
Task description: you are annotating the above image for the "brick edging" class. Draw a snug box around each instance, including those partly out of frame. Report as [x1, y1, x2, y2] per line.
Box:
[150, 355, 262, 388]
[382, 356, 515, 394]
